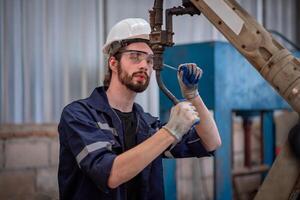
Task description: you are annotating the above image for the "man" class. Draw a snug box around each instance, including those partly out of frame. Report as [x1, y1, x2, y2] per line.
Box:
[58, 18, 221, 200]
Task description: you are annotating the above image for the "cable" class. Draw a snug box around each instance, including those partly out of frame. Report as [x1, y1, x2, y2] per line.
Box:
[269, 30, 300, 51]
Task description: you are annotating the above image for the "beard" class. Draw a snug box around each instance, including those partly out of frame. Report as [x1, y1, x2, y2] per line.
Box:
[117, 64, 150, 93]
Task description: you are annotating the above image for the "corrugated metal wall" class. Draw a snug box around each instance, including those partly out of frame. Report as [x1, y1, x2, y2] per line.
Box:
[0, 0, 104, 123]
[0, 0, 298, 124]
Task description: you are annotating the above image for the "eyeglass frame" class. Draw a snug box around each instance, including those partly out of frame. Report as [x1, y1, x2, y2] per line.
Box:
[116, 49, 154, 66]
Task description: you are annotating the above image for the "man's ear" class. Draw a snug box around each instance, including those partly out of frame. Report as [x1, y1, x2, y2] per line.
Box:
[108, 56, 118, 72]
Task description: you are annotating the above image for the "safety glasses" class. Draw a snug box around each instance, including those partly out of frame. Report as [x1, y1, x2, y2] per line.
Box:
[118, 50, 154, 66]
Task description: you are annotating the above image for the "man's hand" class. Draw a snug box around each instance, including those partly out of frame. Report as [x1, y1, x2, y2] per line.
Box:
[177, 63, 202, 100]
[163, 101, 200, 142]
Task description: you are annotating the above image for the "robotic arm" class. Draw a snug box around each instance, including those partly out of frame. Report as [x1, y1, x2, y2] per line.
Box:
[190, 0, 300, 113]
[149, 0, 300, 112]
[149, 0, 300, 199]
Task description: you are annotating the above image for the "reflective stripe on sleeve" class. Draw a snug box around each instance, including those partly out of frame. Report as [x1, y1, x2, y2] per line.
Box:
[164, 150, 174, 158]
[187, 138, 201, 144]
[164, 143, 176, 158]
[97, 122, 118, 136]
[76, 141, 112, 164]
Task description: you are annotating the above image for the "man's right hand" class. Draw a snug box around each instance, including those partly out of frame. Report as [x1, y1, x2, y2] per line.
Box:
[162, 101, 200, 142]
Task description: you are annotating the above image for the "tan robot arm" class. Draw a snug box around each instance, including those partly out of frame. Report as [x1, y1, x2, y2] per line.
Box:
[190, 0, 300, 113]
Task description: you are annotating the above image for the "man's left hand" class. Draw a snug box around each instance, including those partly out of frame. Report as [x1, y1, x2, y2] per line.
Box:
[177, 63, 202, 100]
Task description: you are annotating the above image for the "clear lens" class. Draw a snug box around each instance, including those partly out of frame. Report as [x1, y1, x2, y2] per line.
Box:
[120, 50, 154, 66]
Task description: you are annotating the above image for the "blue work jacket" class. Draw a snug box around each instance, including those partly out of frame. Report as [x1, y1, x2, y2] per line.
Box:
[58, 86, 212, 200]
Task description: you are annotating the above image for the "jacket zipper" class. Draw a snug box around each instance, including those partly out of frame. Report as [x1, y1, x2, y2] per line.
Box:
[135, 114, 140, 135]
[110, 107, 125, 151]
[110, 107, 128, 200]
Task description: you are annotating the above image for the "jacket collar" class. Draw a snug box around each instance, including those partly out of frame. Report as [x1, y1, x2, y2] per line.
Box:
[85, 87, 110, 112]
[86, 86, 158, 125]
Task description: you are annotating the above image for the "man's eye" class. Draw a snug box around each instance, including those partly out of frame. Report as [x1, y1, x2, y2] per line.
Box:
[129, 53, 139, 59]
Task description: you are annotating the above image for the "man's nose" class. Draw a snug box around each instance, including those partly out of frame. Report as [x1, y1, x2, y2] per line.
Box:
[139, 59, 150, 71]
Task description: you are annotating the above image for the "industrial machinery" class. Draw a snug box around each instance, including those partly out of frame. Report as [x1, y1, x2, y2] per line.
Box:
[148, 0, 300, 199]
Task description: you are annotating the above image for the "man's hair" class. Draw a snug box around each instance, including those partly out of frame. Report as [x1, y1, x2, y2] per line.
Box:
[103, 52, 122, 89]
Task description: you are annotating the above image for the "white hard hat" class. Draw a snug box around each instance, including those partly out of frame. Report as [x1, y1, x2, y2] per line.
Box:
[102, 18, 151, 55]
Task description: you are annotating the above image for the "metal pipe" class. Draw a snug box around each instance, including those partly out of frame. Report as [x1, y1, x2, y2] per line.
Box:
[243, 117, 252, 168]
[149, 0, 200, 105]
[156, 71, 180, 105]
[150, 0, 180, 105]
[152, 0, 163, 31]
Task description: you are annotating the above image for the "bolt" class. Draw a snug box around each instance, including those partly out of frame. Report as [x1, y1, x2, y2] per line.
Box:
[292, 88, 299, 95]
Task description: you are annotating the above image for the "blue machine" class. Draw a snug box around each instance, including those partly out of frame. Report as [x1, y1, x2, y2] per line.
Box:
[161, 41, 300, 200]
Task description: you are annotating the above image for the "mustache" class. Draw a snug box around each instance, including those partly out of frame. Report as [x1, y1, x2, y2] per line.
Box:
[132, 71, 149, 79]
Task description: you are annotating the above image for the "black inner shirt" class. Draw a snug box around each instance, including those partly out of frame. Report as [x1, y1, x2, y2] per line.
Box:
[113, 108, 140, 200]
[114, 109, 137, 150]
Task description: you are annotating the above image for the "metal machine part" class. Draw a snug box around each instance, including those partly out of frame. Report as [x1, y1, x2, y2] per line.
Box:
[289, 122, 300, 159]
[149, 0, 300, 112]
[189, 0, 300, 113]
[149, 0, 200, 105]
[149, 0, 300, 199]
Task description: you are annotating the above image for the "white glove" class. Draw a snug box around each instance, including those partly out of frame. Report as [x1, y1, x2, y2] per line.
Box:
[177, 63, 203, 100]
[162, 101, 200, 141]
